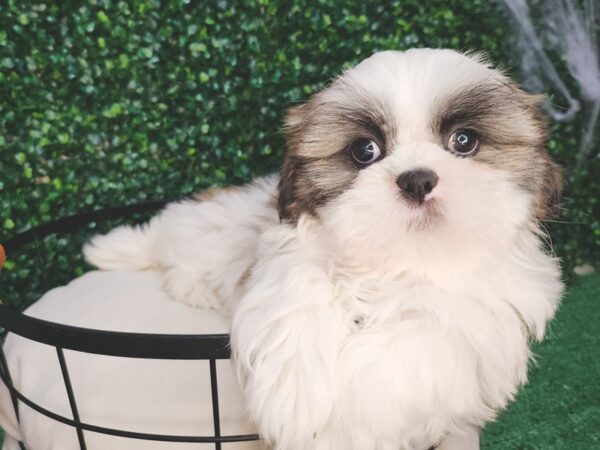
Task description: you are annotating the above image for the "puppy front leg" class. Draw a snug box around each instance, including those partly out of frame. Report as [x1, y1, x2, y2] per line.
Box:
[231, 223, 340, 450]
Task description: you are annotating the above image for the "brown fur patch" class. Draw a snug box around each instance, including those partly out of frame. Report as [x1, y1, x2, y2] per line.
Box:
[434, 81, 545, 149]
[434, 80, 561, 219]
[278, 59, 562, 223]
[536, 156, 563, 219]
[279, 79, 395, 222]
[236, 262, 256, 290]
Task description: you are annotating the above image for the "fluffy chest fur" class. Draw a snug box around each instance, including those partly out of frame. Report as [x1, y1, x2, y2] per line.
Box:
[228, 209, 562, 450]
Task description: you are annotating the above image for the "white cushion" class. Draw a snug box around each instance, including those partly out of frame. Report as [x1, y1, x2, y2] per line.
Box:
[0, 270, 263, 450]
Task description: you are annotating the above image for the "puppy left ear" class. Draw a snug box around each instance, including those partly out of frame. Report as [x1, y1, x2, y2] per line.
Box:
[537, 156, 563, 219]
[277, 154, 303, 223]
[278, 104, 307, 223]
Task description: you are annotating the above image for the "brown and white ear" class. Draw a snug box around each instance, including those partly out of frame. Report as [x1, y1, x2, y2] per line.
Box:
[536, 156, 563, 220]
[278, 104, 308, 222]
[282, 103, 310, 157]
[285, 103, 308, 130]
[521, 93, 563, 220]
[278, 155, 306, 222]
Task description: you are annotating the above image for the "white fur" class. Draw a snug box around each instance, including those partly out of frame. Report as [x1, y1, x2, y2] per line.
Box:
[85, 49, 562, 450]
[85, 176, 279, 312]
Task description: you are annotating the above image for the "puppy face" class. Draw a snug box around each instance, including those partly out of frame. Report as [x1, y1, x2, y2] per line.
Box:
[279, 49, 561, 267]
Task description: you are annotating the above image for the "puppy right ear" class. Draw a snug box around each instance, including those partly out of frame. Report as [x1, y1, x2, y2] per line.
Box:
[537, 156, 563, 220]
[278, 104, 307, 223]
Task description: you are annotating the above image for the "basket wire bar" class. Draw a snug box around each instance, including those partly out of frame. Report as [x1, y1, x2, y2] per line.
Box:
[0, 342, 26, 450]
[56, 347, 88, 450]
[0, 305, 232, 360]
[209, 359, 222, 450]
[1, 200, 171, 256]
[0, 201, 261, 449]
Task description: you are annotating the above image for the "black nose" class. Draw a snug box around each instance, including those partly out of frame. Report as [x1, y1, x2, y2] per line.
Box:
[396, 169, 439, 205]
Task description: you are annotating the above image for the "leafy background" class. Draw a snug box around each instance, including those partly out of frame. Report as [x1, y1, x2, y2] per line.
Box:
[1, 0, 598, 304]
[0, 0, 598, 448]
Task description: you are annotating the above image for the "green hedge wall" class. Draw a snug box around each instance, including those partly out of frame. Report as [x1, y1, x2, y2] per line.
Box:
[1, 0, 598, 307]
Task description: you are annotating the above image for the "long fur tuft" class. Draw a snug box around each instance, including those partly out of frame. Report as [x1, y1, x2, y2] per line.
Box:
[83, 222, 160, 271]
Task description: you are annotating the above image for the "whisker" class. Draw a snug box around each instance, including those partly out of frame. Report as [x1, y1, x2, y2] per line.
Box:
[540, 218, 586, 225]
[536, 221, 556, 255]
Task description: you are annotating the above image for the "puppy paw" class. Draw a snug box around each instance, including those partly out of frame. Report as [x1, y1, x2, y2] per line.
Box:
[162, 267, 223, 310]
[231, 223, 340, 449]
[234, 308, 337, 450]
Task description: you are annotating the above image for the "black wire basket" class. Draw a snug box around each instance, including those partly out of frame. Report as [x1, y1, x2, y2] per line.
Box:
[0, 201, 260, 450]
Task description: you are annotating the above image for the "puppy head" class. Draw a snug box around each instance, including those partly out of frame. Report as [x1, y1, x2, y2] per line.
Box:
[278, 49, 561, 267]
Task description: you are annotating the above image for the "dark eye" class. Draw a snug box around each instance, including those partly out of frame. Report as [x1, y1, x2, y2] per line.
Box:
[448, 130, 480, 156]
[350, 138, 382, 165]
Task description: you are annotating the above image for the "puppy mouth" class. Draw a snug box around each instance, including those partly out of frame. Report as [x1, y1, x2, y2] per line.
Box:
[403, 197, 444, 231]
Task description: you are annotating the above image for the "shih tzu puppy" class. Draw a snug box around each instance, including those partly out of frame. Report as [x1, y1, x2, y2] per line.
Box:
[84, 49, 563, 450]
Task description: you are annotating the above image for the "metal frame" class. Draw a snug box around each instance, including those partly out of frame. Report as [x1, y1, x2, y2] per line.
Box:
[0, 201, 261, 449]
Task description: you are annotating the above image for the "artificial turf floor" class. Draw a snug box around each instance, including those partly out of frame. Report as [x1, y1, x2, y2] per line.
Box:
[481, 273, 600, 449]
[1, 274, 598, 449]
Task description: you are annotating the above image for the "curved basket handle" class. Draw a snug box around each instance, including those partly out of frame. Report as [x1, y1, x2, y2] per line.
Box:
[0, 199, 171, 256]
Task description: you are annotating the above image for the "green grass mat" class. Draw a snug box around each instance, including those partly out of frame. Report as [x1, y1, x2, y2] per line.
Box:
[481, 273, 600, 449]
